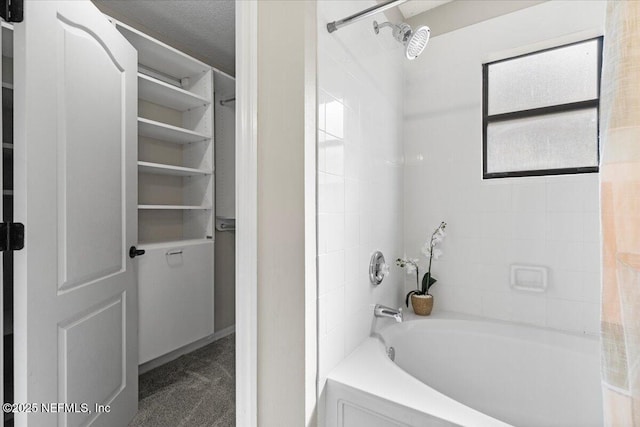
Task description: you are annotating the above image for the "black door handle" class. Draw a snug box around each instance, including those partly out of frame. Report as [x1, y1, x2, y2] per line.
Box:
[129, 246, 145, 259]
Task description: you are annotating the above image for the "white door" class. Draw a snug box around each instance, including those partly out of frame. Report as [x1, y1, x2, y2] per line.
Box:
[13, 1, 138, 426]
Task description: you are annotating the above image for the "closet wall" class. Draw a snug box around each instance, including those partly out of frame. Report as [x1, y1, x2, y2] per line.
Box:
[214, 72, 235, 333]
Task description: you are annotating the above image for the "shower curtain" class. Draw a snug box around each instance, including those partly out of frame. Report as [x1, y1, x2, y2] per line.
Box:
[600, 0, 640, 425]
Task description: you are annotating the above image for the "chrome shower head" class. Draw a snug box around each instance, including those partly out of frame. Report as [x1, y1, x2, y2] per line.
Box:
[373, 20, 431, 60]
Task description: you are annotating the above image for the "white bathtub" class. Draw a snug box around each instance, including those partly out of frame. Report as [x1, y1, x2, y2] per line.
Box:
[325, 314, 602, 427]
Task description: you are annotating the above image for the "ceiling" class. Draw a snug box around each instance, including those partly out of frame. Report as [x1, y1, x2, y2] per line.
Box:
[94, 0, 236, 76]
[398, 0, 454, 19]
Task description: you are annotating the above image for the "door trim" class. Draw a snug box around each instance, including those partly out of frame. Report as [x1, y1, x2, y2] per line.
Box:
[235, 1, 257, 425]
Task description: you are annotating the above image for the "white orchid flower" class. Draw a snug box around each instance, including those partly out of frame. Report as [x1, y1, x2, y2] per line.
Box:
[396, 257, 418, 274]
[398, 221, 447, 304]
[421, 243, 431, 257]
[432, 227, 446, 244]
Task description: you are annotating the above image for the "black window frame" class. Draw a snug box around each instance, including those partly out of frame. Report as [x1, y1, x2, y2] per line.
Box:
[482, 36, 603, 179]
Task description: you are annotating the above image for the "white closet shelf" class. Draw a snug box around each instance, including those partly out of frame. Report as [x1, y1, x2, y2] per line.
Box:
[115, 22, 210, 80]
[2, 142, 12, 149]
[2, 82, 13, 90]
[138, 118, 211, 144]
[138, 73, 210, 111]
[138, 238, 213, 251]
[138, 161, 211, 177]
[3, 190, 13, 196]
[138, 204, 212, 210]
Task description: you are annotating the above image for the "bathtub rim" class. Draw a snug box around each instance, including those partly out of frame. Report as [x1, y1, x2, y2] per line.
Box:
[326, 311, 601, 427]
[382, 311, 601, 356]
[326, 327, 512, 426]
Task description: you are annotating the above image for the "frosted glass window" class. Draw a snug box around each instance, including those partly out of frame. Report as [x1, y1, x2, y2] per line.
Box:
[486, 108, 598, 174]
[488, 39, 599, 115]
[483, 37, 601, 178]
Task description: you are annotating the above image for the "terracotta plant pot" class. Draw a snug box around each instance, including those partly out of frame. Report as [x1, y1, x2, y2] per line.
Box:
[411, 294, 434, 316]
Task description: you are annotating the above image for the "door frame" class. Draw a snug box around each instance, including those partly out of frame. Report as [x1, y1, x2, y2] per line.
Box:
[235, 1, 258, 425]
[236, 2, 319, 424]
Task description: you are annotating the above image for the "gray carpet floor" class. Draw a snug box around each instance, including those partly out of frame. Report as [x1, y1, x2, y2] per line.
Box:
[129, 334, 235, 427]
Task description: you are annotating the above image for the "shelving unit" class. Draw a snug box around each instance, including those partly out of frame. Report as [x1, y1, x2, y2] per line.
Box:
[114, 20, 215, 365]
[138, 73, 209, 111]
[138, 204, 211, 210]
[138, 117, 210, 145]
[2, 21, 14, 427]
[137, 238, 211, 251]
[114, 20, 214, 246]
[115, 24, 208, 80]
[138, 161, 211, 177]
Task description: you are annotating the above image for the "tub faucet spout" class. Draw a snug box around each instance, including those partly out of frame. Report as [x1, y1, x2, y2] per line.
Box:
[374, 304, 403, 323]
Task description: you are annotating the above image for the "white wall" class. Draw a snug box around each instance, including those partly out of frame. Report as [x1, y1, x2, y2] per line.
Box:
[317, 0, 405, 391]
[403, 1, 606, 334]
[255, 1, 317, 425]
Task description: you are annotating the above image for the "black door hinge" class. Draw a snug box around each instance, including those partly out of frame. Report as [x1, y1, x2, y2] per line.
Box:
[0, 0, 23, 23]
[0, 222, 24, 252]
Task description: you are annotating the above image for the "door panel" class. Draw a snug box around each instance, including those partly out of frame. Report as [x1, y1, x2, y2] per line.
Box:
[59, 294, 125, 427]
[56, 16, 125, 292]
[13, 1, 138, 425]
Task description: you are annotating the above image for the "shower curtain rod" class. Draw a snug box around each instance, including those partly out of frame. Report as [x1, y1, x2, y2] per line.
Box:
[327, 0, 408, 33]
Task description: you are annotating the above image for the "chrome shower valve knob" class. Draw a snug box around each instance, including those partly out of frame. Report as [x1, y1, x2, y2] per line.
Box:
[369, 251, 388, 285]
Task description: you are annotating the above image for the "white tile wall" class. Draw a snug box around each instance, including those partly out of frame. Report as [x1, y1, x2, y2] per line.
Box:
[317, 0, 405, 392]
[402, 1, 606, 335]
[317, 1, 606, 405]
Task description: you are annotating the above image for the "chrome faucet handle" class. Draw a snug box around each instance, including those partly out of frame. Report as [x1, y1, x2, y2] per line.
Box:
[373, 304, 403, 322]
[374, 304, 399, 312]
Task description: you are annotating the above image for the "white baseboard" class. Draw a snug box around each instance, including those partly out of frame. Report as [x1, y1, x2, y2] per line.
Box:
[138, 325, 236, 375]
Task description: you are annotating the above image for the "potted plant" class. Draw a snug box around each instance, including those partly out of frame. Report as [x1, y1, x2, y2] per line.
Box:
[396, 221, 447, 316]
